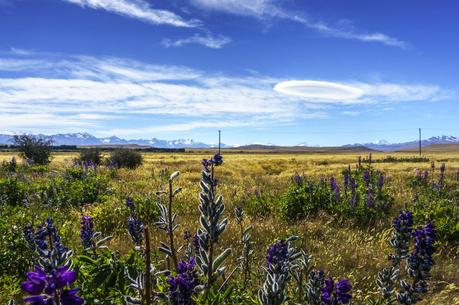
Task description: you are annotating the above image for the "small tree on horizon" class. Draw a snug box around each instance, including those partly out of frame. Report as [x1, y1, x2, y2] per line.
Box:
[13, 134, 53, 165]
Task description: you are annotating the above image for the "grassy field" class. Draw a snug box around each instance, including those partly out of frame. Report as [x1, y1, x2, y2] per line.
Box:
[1, 149, 458, 304]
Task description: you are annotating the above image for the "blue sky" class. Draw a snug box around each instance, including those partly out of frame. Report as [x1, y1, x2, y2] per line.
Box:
[0, 0, 458, 146]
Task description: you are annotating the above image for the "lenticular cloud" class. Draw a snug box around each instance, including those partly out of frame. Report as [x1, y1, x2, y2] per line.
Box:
[274, 80, 364, 102]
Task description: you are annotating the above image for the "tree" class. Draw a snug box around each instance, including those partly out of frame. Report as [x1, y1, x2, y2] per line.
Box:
[13, 134, 53, 165]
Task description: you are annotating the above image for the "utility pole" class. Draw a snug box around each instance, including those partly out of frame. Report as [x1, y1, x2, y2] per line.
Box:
[218, 130, 221, 154]
[419, 128, 422, 156]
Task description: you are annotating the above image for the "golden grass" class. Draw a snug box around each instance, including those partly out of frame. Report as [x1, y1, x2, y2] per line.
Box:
[1, 150, 458, 303]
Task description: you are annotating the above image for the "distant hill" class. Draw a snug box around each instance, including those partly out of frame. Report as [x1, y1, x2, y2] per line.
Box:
[345, 136, 459, 152]
[399, 143, 459, 153]
[0, 133, 228, 149]
[0, 133, 457, 151]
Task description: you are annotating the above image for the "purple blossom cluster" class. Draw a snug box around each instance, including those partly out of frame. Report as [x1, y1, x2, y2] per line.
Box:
[322, 277, 352, 305]
[201, 153, 223, 168]
[266, 239, 288, 268]
[80, 216, 94, 250]
[330, 177, 341, 201]
[21, 265, 83, 305]
[407, 222, 436, 287]
[167, 257, 199, 305]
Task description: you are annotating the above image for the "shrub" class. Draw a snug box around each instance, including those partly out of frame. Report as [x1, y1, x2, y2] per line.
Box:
[409, 165, 459, 243]
[0, 177, 28, 206]
[78, 148, 103, 165]
[36, 167, 109, 207]
[280, 167, 392, 223]
[108, 149, 143, 169]
[13, 134, 53, 165]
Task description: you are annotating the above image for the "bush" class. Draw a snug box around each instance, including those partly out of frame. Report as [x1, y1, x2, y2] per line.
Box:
[78, 148, 103, 165]
[280, 167, 393, 223]
[36, 167, 110, 207]
[0, 177, 28, 206]
[13, 134, 52, 165]
[108, 149, 143, 169]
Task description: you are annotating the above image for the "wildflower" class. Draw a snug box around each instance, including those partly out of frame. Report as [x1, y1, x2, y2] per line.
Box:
[349, 178, 356, 209]
[266, 240, 288, 268]
[367, 188, 374, 207]
[390, 211, 414, 262]
[343, 171, 349, 191]
[407, 222, 436, 284]
[80, 216, 94, 250]
[234, 206, 244, 224]
[321, 278, 352, 305]
[437, 163, 445, 191]
[127, 216, 143, 245]
[125, 196, 134, 210]
[363, 170, 370, 187]
[21, 265, 82, 305]
[377, 173, 384, 192]
[211, 153, 223, 166]
[330, 177, 340, 201]
[292, 172, 304, 184]
[167, 257, 199, 305]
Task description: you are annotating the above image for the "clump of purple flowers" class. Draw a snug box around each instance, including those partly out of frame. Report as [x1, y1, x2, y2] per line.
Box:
[167, 257, 199, 305]
[378, 211, 437, 304]
[330, 177, 341, 202]
[306, 271, 352, 305]
[127, 216, 143, 245]
[267, 240, 288, 269]
[23, 218, 71, 271]
[363, 170, 371, 187]
[321, 277, 352, 305]
[80, 216, 94, 250]
[21, 265, 83, 305]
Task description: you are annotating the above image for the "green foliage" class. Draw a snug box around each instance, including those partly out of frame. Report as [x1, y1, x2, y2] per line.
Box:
[108, 149, 143, 169]
[13, 134, 53, 165]
[36, 167, 110, 207]
[79, 148, 103, 165]
[0, 176, 28, 206]
[244, 190, 272, 218]
[76, 250, 141, 305]
[281, 167, 393, 224]
[410, 174, 459, 243]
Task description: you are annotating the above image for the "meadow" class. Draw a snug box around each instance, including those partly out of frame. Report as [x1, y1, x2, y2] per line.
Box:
[0, 149, 458, 305]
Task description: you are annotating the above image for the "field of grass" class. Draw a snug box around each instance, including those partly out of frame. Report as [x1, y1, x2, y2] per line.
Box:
[1, 150, 458, 304]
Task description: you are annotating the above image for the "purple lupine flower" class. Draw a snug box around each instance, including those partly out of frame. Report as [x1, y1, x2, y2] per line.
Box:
[343, 171, 349, 191]
[80, 216, 94, 250]
[330, 177, 340, 201]
[367, 188, 374, 207]
[192, 234, 200, 252]
[183, 230, 192, 241]
[349, 178, 356, 209]
[393, 211, 414, 230]
[363, 170, 370, 187]
[127, 216, 143, 245]
[292, 172, 304, 184]
[407, 222, 436, 286]
[377, 173, 384, 192]
[20, 267, 47, 295]
[211, 153, 223, 166]
[21, 265, 82, 305]
[266, 240, 288, 268]
[61, 288, 84, 305]
[167, 257, 199, 305]
[125, 196, 134, 210]
[321, 277, 352, 305]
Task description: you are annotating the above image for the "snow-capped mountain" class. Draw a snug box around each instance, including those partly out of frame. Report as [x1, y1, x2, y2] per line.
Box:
[348, 135, 459, 151]
[0, 133, 228, 148]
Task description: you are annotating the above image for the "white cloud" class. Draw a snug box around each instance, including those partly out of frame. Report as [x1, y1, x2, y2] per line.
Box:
[162, 34, 231, 49]
[0, 53, 450, 136]
[275, 80, 363, 102]
[191, 0, 407, 48]
[275, 80, 443, 104]
[63, 0, 200, 27]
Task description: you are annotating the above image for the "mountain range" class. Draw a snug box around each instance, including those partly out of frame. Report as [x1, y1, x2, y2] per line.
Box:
[0, 133, 457, 151]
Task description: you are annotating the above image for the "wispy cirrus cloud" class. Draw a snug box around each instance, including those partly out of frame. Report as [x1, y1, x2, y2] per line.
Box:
[162, 33, 231, 49]
[0, 51, 450, 136]
[63, 0, 200, 27]
[190, 0, 407, 48]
